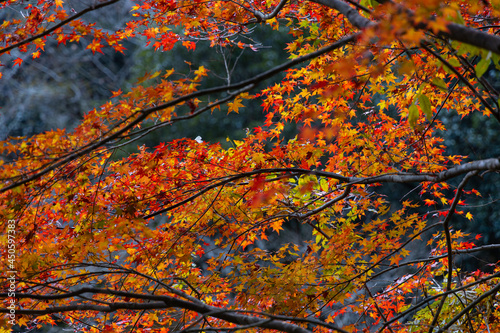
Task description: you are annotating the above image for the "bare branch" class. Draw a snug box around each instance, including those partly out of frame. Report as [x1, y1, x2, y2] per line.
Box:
[296, 184, 352, 219]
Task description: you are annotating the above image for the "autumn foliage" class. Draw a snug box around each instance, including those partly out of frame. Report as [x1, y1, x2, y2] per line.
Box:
[2, 0, 500, 332]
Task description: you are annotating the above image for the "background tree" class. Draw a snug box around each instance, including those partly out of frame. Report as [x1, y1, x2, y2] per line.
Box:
[1, 0, 500, 332]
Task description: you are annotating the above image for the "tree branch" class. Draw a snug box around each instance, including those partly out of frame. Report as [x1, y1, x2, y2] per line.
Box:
[311, 0, 373, 29]
[0, 288, 352, 333]
[445, 22, 500, 55]
[143, 157, 500, 219]
[243, 0, 289, 22]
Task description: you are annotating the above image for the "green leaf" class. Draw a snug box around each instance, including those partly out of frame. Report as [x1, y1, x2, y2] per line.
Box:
[360, 0, 378, 9]
[432, 77, 448, 91]
[475, 57, 491, 78]
[447, 58, 461, 67]
[442, 58, 461, 75]
[419, 94, 432, 121]
[320, 178, 329, 192]
[455, 11, 465, 25]
[408, 104, 419, 129]
[417, 83, 426, 94]
[451, 41, 478, 56]
[447, 10, 465, 25]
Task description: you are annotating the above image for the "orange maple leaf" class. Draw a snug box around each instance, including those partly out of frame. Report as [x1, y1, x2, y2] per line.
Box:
[228, 97, 244, 114]
[13, 58, 23, 66]
[87, 39, 104, 54]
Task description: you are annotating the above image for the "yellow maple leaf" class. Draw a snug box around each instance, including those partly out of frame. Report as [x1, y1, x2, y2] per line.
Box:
[227, 97, 244, 114]
[270, 220, 284, 234]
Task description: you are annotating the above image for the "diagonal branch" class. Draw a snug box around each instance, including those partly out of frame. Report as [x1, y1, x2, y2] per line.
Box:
[437, 281, 500, 333]
[296, 184, 352, 219]
[377, 270, 500, 332]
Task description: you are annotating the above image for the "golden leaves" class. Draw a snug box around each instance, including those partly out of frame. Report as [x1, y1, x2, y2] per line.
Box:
[227, 97, 244, 114]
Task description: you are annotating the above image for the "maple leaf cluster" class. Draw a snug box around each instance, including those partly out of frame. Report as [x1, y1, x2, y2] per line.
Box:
[1, 0, 500, 332]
